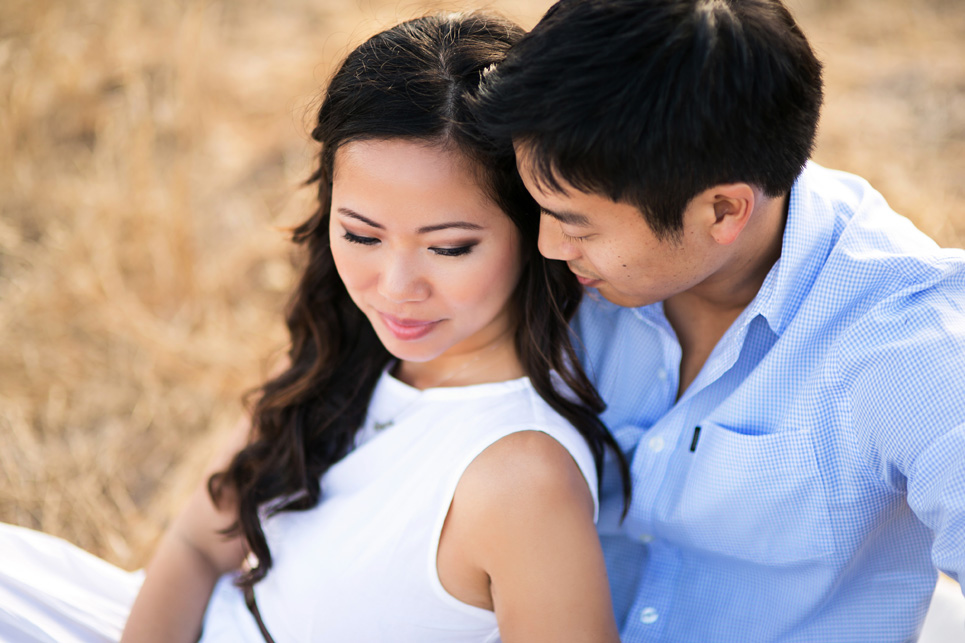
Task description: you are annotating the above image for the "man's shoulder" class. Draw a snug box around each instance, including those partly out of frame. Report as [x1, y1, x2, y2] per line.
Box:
[797, 162, 965, 302]
[835, 264, 965, 360]
[816, 246, 965, 433]
[797, 162, 876, 207]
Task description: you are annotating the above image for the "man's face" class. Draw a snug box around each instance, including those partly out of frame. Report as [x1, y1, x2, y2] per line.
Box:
[516, 148, 721, 309]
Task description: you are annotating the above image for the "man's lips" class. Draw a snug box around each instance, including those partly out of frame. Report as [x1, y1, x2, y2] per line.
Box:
[569, 266, 603, 287]
[378, 313, 441, 340]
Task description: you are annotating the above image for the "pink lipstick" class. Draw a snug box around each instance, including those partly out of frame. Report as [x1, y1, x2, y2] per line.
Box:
[379, 313, 440, 341]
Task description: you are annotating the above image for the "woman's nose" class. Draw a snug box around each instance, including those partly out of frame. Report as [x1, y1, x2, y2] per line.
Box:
[377, 254, 429, 303]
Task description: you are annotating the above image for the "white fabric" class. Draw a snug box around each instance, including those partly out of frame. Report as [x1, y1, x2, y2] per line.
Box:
[199, 371, 599, 642]
[0, 373, 597, 642]
[0, 523, 143, 643]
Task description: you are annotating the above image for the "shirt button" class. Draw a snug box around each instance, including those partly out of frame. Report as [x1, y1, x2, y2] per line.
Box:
[656, 368, 668, 381]
[638, 533, 654, 543]
[648, 436, 665, 452]
[639, 607, 659, 624]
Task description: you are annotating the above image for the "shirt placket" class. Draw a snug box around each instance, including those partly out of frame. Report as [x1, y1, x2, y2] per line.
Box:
[616, 310, 686, 639]
[619, 308, 774, 639]
[620, 539, 682, 641]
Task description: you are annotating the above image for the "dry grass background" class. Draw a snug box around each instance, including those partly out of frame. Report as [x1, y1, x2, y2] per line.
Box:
[1, 0, 963, 571]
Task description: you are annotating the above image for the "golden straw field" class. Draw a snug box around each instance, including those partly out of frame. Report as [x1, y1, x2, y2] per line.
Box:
[1, 0, 964, 571]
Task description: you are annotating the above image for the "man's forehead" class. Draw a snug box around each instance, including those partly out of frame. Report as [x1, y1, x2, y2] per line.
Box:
[513, 142, 583, 200]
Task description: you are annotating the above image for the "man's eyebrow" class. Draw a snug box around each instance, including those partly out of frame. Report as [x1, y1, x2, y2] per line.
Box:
[336, 208, 483, 234]
[539, 206, 590, 227]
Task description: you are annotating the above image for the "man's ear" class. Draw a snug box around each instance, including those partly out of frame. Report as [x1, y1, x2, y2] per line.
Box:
[707, 183, 755, 246]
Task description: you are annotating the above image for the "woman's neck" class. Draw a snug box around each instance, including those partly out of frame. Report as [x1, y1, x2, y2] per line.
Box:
[395, 331, 523, 390]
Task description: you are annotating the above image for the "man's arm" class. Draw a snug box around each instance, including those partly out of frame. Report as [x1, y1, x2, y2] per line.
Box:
[845, 287, 965, 589]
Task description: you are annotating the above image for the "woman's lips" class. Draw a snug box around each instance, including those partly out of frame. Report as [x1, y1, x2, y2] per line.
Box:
[379, 313, 441, 341]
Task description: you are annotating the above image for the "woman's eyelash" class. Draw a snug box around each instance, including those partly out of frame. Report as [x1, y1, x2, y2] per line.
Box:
[343, 231, 379, 246]
[343, 231, 475, 257]
[431, 244, 475, 257]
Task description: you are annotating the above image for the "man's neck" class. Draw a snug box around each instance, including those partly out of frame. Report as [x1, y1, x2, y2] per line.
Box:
[665, 193, 788, 399]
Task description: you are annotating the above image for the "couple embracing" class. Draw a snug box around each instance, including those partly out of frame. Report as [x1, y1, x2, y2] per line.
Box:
[3, 1, 963, 642]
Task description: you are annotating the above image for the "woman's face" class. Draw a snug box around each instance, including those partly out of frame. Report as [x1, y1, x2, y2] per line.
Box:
[329, 139, 523, 366]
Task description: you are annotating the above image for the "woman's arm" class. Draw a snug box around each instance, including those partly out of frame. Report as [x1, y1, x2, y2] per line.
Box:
[438, 430, 620, 643]
[121, 420, 251, 643]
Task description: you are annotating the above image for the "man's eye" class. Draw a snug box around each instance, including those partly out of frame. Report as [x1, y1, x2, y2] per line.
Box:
[562, 231, 589, 242]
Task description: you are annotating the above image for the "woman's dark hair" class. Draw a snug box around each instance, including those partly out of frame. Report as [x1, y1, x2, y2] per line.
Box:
[209, 12, 630, 589]
[475, 0, 824, 240]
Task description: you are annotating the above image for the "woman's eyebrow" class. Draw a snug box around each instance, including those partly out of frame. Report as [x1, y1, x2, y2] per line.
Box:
[337, 208, 484, 234]
[417, 222, 484, 234]
[337, 207, 383, 229]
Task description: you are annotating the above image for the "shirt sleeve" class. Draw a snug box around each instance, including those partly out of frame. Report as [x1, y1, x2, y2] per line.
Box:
[843, 282, 965, 589]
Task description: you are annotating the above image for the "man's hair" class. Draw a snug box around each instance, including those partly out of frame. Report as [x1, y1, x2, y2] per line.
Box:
[475, 0, 823, 239]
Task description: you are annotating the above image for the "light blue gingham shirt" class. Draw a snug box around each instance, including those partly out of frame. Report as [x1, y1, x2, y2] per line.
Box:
[577, 163, 965, 642]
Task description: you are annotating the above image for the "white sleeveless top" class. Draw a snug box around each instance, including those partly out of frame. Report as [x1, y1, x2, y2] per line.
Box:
[200, 371, 599, 643]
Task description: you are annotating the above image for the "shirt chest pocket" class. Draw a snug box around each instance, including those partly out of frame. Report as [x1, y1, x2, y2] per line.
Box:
[664, 421, 836, 565]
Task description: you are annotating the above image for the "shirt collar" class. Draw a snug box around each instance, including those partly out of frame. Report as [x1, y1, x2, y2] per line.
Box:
[745, 162, 841, 336]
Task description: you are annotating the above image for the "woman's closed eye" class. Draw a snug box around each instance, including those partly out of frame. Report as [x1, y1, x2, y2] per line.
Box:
[430, 244, 476, 257]
[344, 230, 476, 257]
[343, 231, 379, 246]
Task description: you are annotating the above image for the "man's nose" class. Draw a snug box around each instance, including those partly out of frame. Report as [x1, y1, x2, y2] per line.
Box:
[538, 216, 581, 262]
